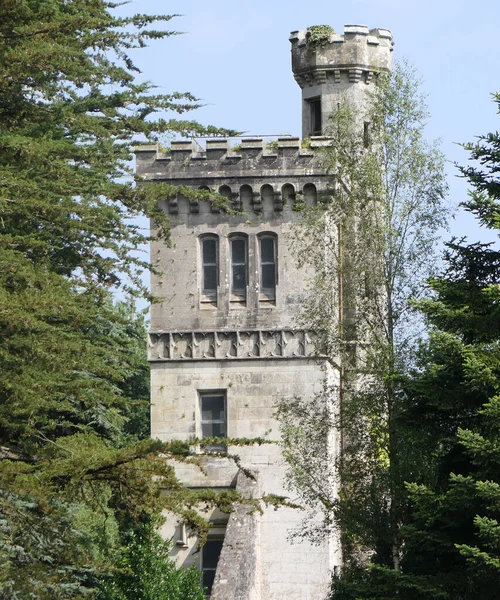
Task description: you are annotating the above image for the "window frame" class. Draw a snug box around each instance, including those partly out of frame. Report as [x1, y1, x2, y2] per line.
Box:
[307, 97, 322, 136]
[200, 234, 219, 304]
[201, 536, 225, 596]
[229, 234, 248, 302]
[199, 391, 227, 444]
[258, 233, 278, 302]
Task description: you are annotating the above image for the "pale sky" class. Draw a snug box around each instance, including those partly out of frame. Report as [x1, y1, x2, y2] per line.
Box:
[122, 0, 500, 247]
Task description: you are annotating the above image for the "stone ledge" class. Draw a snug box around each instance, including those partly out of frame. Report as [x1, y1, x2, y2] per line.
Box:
[148, 329, 321, 361]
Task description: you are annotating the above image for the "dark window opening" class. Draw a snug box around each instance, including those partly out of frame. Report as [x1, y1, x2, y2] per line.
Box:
[202, 539, 224, 597]
[201, 394, 226, 438]
[309, 98, 322, 135]
[259, 235, 277, 301]
[201, 237, 218, 301]
[200, 393, 227, 453]
[230, 236, 247, 301]
[364, 122, 371, 148]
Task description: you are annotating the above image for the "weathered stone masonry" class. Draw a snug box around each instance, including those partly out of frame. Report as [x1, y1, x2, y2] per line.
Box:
[137, 23, 393, 600]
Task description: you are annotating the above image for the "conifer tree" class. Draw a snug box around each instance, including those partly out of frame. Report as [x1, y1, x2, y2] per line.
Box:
[0, 1, 237, 596]
[331, 95, 500, 599]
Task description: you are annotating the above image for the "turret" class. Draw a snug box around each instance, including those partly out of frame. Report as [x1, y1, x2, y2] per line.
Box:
[290, 24, 393, 138]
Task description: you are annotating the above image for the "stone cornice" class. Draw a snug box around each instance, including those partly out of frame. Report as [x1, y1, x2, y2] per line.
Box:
[148, 329, 319, 361]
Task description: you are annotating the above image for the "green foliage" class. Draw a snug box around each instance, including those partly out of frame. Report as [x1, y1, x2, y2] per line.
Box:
[306, 25, 334, 49]
[0, 1, 239, 597]
[281, 62, 448, 578]
[265, 139, 279, 152]
[330, 95, 500, 599]
[388, 240, 500, 598]
[98, 519, 205, 600]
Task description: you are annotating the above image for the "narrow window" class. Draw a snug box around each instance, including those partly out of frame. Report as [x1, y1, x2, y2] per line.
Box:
[259, 234, 277, 301]
[364, 121, 371, 148]
[239, 185, 253, 211]
[218, 185, 232, 212]
[260, 184, 274, 208]
[230, 236, 247, 301]
[303, 183, 317, 204]
[308, 97, 322, 135]
[281, 183, 295, 206]
[201, 236, 218, 303]
[200, 392, 227, 455]
[202, 538, 224, 596]
[200, 393, 227, 439]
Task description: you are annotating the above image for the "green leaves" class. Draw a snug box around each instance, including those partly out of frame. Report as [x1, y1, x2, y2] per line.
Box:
[97, 519, 205, 600]
[295, 62, 449, 577]
[0, 1, 240, 595]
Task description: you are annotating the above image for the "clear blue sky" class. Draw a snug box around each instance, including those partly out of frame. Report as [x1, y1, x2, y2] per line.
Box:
[122, 0, 500, 247]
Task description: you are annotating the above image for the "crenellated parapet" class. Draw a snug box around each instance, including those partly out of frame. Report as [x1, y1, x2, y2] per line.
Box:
[135, 138, 331, 218]
[135, 137, 331, 176]
[290, 24, 393, 89]
[290, 24, 393, 137]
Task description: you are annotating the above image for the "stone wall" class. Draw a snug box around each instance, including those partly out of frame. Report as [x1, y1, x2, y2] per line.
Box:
[290, 24, 393, 137]
[153, 358, 340, 600]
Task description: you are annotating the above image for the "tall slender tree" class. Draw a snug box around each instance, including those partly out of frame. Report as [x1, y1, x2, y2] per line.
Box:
[278, 62, 448, 577]
[329, 94, 500, 600]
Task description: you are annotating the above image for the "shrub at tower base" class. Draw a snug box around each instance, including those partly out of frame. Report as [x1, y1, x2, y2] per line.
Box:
[98, 519, 205, 600]
[330, 98, 500, 598]
[0, 1, 238, 597]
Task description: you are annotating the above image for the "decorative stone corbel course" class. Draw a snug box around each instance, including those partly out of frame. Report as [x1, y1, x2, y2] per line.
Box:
[148, 329, 317, 361]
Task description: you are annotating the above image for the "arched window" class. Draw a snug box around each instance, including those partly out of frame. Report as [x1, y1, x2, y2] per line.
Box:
[197, 185, 211, 214]
[281, 183, 295, 206]
[240, 185, 253, 211]
[218, 185, 232, 209]
[200, 235, 218, 302]
[259, 233, 277, 301]
[229, 234, 248, 301]
[213, 185, 229, 213]
[260, 184, 274, 206]
[303, 183, 317, 204]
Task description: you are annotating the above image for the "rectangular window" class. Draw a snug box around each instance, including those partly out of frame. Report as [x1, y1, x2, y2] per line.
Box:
[308, 97, 322, 136]
[202, 538, 224, 596]
[230, 237, 247, 301]
[260, 235, 277, 301]
[201, 237, 218, 302]
[200, 393, 227, 439]
[364, 121, 371, 148]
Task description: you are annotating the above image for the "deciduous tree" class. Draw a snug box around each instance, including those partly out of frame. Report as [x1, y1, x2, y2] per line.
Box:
[278, 62, 448, 578]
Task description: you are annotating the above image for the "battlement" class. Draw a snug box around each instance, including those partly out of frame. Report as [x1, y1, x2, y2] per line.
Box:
[134, 138, 330, 219]
[290, 24, 393, 88]
[134, 137, 334, 167]
[290, 23, 393, 137]
[290, 24, 393, 48]
[134, 137, 333, 183]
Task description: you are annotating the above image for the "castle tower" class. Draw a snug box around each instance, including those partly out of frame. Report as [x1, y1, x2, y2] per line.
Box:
[136, 23, 393, 600]
[291, 25, 393, 137]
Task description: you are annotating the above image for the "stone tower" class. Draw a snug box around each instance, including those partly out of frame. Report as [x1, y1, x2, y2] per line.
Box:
[291, 25, 393, 137]
[135, 24, 393, 600]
